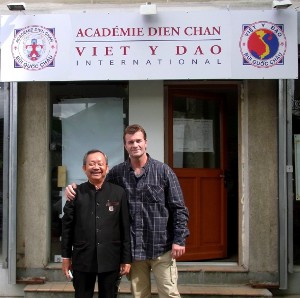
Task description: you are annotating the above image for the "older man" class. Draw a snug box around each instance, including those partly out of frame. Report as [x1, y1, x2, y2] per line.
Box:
[61, 149, 131, 298]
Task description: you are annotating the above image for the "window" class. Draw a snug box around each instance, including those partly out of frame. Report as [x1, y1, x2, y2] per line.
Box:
[50, 82, 128, 261]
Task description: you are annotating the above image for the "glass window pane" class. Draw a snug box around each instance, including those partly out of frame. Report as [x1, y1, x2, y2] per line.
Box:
[173, 96, 220, 168]
[50, 82, 128, 262]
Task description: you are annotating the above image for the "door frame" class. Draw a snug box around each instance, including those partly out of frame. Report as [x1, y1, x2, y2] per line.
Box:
[164, 81, 248, 268]
[167, 88, 228, 261]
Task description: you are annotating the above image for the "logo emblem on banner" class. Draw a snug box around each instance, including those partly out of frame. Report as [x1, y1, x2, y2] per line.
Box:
[239, 21, 287, 68]
[11, 25, 58, 71]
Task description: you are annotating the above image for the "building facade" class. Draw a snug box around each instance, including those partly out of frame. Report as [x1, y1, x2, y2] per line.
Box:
[0, 0, 299, 296]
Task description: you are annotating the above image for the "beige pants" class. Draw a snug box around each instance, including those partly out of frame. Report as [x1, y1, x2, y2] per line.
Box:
[129, 251, 181, 298]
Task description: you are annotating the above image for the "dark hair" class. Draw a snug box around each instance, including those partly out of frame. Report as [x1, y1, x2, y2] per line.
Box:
[83, 149, 108, 165]
[123, 124, 147, 144]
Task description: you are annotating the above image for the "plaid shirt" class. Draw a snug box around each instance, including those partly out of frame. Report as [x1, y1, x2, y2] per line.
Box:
[107, 154, 189, 260]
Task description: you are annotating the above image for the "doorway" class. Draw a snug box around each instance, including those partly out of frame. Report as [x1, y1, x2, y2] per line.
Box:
[166, 83, 239, 262]
[49, 82, 129, 262]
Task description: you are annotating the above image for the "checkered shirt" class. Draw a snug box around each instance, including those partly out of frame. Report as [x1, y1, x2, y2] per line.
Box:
[107, 154, 189, 260]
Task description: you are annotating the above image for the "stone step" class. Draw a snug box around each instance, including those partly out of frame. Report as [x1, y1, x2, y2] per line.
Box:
[18, 262, 257, 284]
[24, 281, 273, 298]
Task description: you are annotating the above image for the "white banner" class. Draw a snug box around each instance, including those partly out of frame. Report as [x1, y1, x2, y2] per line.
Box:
[0, 9, 298, 81]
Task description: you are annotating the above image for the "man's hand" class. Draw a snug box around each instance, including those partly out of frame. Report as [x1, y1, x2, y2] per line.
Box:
[62, 258, 72, 280]
[65, 183, 77, 201]
[120, 263, 131, 275]
[171, 243, 185, 259]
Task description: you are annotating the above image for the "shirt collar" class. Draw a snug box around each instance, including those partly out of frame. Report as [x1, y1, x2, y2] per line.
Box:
[87, 180, 106, 190]
[126, 153, 151, 172]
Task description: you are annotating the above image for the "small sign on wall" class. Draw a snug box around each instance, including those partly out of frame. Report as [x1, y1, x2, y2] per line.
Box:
[57, 166, 67, 187]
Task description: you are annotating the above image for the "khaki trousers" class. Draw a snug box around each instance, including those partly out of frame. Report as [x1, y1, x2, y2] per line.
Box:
[129, 251, 180, 298]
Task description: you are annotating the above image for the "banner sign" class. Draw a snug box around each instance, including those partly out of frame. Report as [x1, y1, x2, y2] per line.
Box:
[0, 9, 298, 81]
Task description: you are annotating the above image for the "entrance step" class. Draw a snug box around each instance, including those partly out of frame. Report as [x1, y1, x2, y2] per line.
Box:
[19, 262, 261, 284]
[24, 281, 273, 298]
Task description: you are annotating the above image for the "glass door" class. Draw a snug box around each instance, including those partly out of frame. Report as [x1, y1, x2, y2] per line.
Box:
[50, 82, 128, 262]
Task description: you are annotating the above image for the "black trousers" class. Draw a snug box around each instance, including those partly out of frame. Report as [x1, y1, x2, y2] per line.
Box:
[73, 270, 120, 298]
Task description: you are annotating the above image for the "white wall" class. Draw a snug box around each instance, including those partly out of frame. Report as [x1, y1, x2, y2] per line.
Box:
[129, 81, 164, 162]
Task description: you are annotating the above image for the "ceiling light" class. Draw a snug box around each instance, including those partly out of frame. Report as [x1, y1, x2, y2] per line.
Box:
[140, 2, 157, 15]
[7, 2, 26, 10]
[272, 0, 292, 9]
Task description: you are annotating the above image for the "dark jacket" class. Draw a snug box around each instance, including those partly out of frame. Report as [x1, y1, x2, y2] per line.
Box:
[61, 181, 131, 273]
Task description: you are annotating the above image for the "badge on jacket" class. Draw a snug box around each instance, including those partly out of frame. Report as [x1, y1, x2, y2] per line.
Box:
[106, 200, 119, 212]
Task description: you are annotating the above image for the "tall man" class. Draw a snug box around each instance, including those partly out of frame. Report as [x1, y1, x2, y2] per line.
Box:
[62, 149, 131, 298]
[65, 125, 189, 298]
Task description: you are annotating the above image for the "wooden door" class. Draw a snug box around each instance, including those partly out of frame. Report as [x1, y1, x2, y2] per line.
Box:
[168, 88, 227, 261]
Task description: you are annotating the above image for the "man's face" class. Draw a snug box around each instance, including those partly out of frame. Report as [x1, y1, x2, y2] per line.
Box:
[82, 152, 108, 184]
[124, 131, 147, 159]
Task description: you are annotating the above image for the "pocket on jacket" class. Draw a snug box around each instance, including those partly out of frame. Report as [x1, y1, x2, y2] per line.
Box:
[73, 241, 88, 250]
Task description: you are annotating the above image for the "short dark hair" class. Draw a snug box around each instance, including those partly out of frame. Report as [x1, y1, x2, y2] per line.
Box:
[123, 124, 147, 144]
[83, 149, 108, 165]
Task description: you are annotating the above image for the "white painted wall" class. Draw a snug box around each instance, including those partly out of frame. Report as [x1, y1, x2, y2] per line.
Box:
[129, 81, 164, 162]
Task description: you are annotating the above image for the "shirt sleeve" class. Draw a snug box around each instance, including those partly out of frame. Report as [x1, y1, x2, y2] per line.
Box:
[165, 165, 190, 246]
[120, 190, 132, 264]
[61, 200, 75, 258]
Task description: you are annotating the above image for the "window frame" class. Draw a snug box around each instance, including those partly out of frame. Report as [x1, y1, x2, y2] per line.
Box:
[1, 82, 17, 284]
